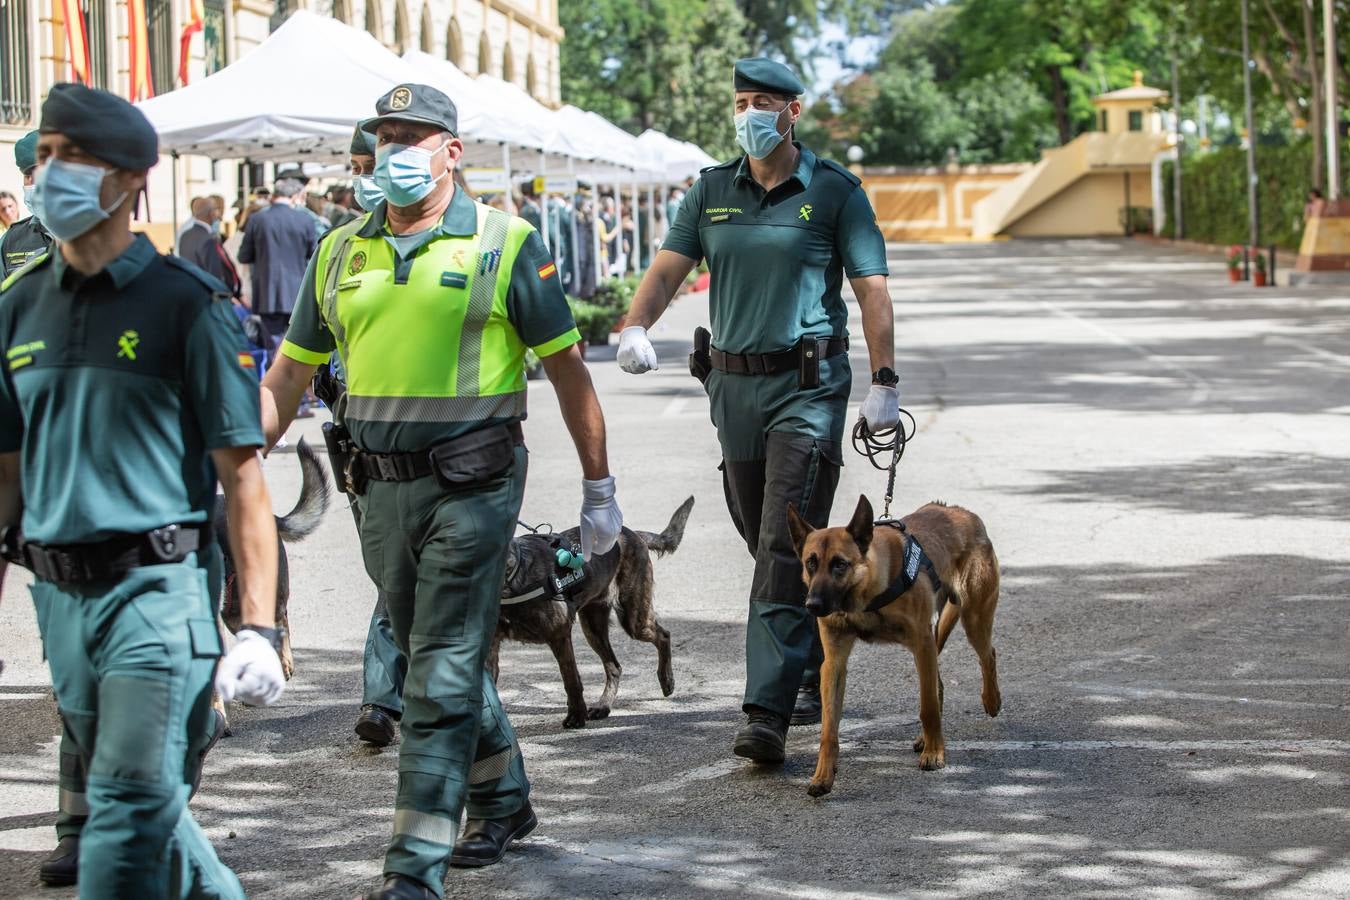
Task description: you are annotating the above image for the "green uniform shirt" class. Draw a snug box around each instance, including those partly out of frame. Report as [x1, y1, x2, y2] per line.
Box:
[280, 187, 580, 453]
[662, 144, 889, 355]
[0, 236, 264, 544]
[0, 216, 54, 278]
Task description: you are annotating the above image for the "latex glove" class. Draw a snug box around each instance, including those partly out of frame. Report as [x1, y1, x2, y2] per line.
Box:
[617, 326, 659, 374]
[214, 630, 285, 707]
[859, 384, 901, 433]
[579, 476, 623, 560]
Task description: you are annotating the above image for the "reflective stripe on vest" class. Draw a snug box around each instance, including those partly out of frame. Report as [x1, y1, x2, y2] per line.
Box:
[312, 203, 530, 424]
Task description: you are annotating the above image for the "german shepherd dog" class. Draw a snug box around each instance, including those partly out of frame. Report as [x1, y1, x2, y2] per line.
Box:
[491, 497, 694, 729]
[787, 495, 1002, 797]
[214, 439, 330, 726]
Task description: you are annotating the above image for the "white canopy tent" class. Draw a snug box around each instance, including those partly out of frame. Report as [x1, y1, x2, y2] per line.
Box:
[637, 129, 718, 183]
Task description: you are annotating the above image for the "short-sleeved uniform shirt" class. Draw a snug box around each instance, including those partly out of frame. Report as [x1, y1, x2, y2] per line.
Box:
[661, 144, 889, 355]
[0, 236, 264, 544]
[279, 187, 580, 453]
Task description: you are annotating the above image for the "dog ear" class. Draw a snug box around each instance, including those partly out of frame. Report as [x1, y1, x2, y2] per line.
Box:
[786, 503, 813, 556]
[847, 495, 874, 555]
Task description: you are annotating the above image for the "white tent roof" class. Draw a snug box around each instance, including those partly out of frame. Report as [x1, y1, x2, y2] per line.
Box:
[137, 11, 420, 162]
[637, 129, 718, 182]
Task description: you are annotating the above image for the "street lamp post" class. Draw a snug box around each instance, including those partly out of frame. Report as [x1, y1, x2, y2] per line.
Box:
[1325, 0, 1341, 201]
[1240, 0, 1260, 248]
[1171, 53, 1183, 240]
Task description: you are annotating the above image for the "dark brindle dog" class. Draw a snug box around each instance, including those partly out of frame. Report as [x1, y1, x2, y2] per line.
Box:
[788, 495, 1002, 797]
[214, 438, 330, 726]
[491, 497, 694, 728]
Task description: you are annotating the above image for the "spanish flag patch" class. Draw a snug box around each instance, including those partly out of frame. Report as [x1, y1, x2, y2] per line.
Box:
[237, 352, 256, 369]
[537, 262, 557, 280]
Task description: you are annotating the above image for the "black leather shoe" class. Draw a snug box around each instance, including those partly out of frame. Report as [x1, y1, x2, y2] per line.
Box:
[790, 682, 822, 726]
[450, 802, 537, 868]
[362, 875, 438, 899]
[39, 835, 78, 887]
[733, 708, 788, 764]
[355, 705, 399, 747]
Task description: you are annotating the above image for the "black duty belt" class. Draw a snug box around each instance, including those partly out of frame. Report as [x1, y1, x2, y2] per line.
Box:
[353, 421, 524, 483]
[710, 336, 848, 376]
[1, 523, 212, 585]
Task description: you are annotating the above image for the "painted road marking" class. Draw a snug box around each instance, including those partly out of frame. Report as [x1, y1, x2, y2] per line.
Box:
[1266, 334, 1350, 368]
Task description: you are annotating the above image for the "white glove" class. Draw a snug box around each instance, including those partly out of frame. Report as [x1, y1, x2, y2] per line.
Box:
[214, 630, 285, 707]
[579, 476, 623, 560]
[617, 326, 659, 374]
[859, 384, 901, 433]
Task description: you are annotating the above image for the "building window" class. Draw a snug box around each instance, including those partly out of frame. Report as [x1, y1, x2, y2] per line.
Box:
[446, 17, 462, 67]
[82, 0, 110, 89]
[1099, 109, 1108, 131]
[525, 56, 536, 99]
[1128, 110, 1143, 132]
[0, 0, 31, 123]
[270, 0, 292, 31]
[203, 0, 226, 75]
[477, 31, 490, 75]
[365, 0, 383, 43]
[331, 0, 350, 24]
[147, 0, 175, 94]
[392, 0, 408, 51]
[502, 43, 514, 84]
[419, 3, 431, 52]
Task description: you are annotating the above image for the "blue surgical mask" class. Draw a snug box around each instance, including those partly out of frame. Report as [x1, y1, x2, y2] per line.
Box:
[374, 140, 448, 207]
[734, 106, 789, 159]
[33, 159, 127, 242]
[210, 218, 223, 236]
[22, 184, 37, 217]
[353, 175, 386, 211]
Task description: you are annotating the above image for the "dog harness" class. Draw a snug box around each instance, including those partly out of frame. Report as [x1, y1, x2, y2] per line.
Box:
[500, 532, 589, 607]
[863, 520, 945, 614]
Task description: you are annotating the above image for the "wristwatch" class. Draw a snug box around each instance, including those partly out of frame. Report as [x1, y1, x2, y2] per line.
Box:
[240, 624, 285, 653]
[871, 367, 899, 387]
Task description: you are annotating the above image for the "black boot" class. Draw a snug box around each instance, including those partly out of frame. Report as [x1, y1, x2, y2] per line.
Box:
[450, 802, 537, 868]
[39, 835, 79, 887]
[733, 707, 788, 764]
[362, 875, 438, 899]
[355, 705, 399, 747]
[790, 682, 822, 726]
[190, 708, 228, 800]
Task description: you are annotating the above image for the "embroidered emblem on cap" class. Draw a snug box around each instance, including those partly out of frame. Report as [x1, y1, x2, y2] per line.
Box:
[390, 87, 412, 110]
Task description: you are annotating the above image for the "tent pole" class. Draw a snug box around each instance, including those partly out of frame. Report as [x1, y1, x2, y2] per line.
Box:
[567, 156, 579, 296]
[630, 173, 640, 274]
[614, 179, 625, 275]
[501, 143, 514, 214]
[171, 152, 180, 249]
[539, 150, 550, 252]
[646, 181, 656, 263]
[593, 178, 603, 288]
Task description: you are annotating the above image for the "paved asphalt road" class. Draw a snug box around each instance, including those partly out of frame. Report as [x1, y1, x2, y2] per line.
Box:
[2, 238, 1348, 898]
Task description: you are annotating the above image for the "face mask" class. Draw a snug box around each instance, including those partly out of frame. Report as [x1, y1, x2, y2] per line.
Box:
[22, 184, 37, 217]
[374, 140, 448, 207]
[353, 175, 386, 211]
[33, 159, 127, 242]
[210, 219, 223, 235]
[734, 106, 789, 159]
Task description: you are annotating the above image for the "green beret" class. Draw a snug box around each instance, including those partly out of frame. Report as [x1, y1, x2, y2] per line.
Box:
[14, 130, 38, 173]
[350, 122, 377, 157]
[39, 82, 158, 170]
[362, 83, 458, 137]
[733, 57, 804, 97]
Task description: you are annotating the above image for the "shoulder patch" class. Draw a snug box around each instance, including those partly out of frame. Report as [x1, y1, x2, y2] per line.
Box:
[163, 254, 231, 297]
[0, 251, 53, 293]
[818, 158, 862, 187]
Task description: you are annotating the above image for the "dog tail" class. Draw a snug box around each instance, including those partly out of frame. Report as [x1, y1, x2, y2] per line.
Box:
[636, 496, 695, 557]
[276, 438, 331, 542]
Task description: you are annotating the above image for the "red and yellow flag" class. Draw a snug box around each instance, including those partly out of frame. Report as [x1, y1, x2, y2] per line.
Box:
[537, 261, 557, 280]
[59, 0, 91, 84]
[178, 0, 204, 85]
[237, 352, 257, 369]
[127, 0, 153, 99]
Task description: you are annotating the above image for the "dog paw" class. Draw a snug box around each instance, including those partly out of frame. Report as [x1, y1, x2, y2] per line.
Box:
[658, 672, 675, 697]
[983, 689, 1002, 717]
[586, 706, 611, 721]
[562, 712, 588, 729]
[912, 734, 925, 753]
[807, 780, 833, 798]
[918, 748, 946, 771]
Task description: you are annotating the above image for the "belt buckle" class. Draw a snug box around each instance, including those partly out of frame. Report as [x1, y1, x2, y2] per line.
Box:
[374, 455, 398, 480]
[153, 524, 180, 557]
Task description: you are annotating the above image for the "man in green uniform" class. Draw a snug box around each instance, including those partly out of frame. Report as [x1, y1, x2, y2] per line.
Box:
[0, 131, 54, 277]
[0, 83, 287, 897]
[618, 58, 899, 764]
[260, 84, 622, 900]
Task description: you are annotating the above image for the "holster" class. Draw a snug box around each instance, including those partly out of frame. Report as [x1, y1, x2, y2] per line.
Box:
[312, 364, 343, 410]
[797, 337, 823, 390]
[689, 326, 712, 384]
[322, 421, 361, 496]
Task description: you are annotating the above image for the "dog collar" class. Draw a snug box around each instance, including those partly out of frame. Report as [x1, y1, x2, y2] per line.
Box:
[864, 527, 943, 614]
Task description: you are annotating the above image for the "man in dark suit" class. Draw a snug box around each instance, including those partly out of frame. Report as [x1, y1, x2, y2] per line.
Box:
[179, 196, 242, 299]
[237, 173, 318, 345]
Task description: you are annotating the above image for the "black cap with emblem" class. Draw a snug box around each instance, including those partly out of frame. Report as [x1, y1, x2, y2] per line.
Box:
[361, 84, 458, 137]
[39, 82, 159, 170]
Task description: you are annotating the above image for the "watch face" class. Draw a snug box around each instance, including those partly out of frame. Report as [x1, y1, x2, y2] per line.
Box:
[874, 367, 898, 386]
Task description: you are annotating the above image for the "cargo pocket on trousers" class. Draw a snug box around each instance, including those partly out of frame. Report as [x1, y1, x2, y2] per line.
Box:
[187, 618, 224, 660]
[798, 439, 843, 527]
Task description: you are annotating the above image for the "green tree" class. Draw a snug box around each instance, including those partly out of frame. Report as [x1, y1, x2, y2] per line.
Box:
[956, 72, 1059, 163]
[856, 64, 972, 165]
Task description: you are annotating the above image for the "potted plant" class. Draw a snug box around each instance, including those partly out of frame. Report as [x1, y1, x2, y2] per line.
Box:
[567, 299, 624, 347]
[1252, 249, 1268, 287]
[1226, 245, 1243, 281]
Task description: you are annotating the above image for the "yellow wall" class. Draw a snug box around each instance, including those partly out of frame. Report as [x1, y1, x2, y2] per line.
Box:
[862, 166, 1028, 241]
[1006, 170, 1153, 238]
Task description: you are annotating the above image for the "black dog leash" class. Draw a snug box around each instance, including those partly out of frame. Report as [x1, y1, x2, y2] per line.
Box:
[851, 409, 917, 522]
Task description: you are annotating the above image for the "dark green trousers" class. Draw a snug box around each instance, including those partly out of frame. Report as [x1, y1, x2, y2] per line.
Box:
[31, 549, 244, 899]
[705, 357, 849, 720]
[349, 500, 407, 715]
[354, 446, 530, 896]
